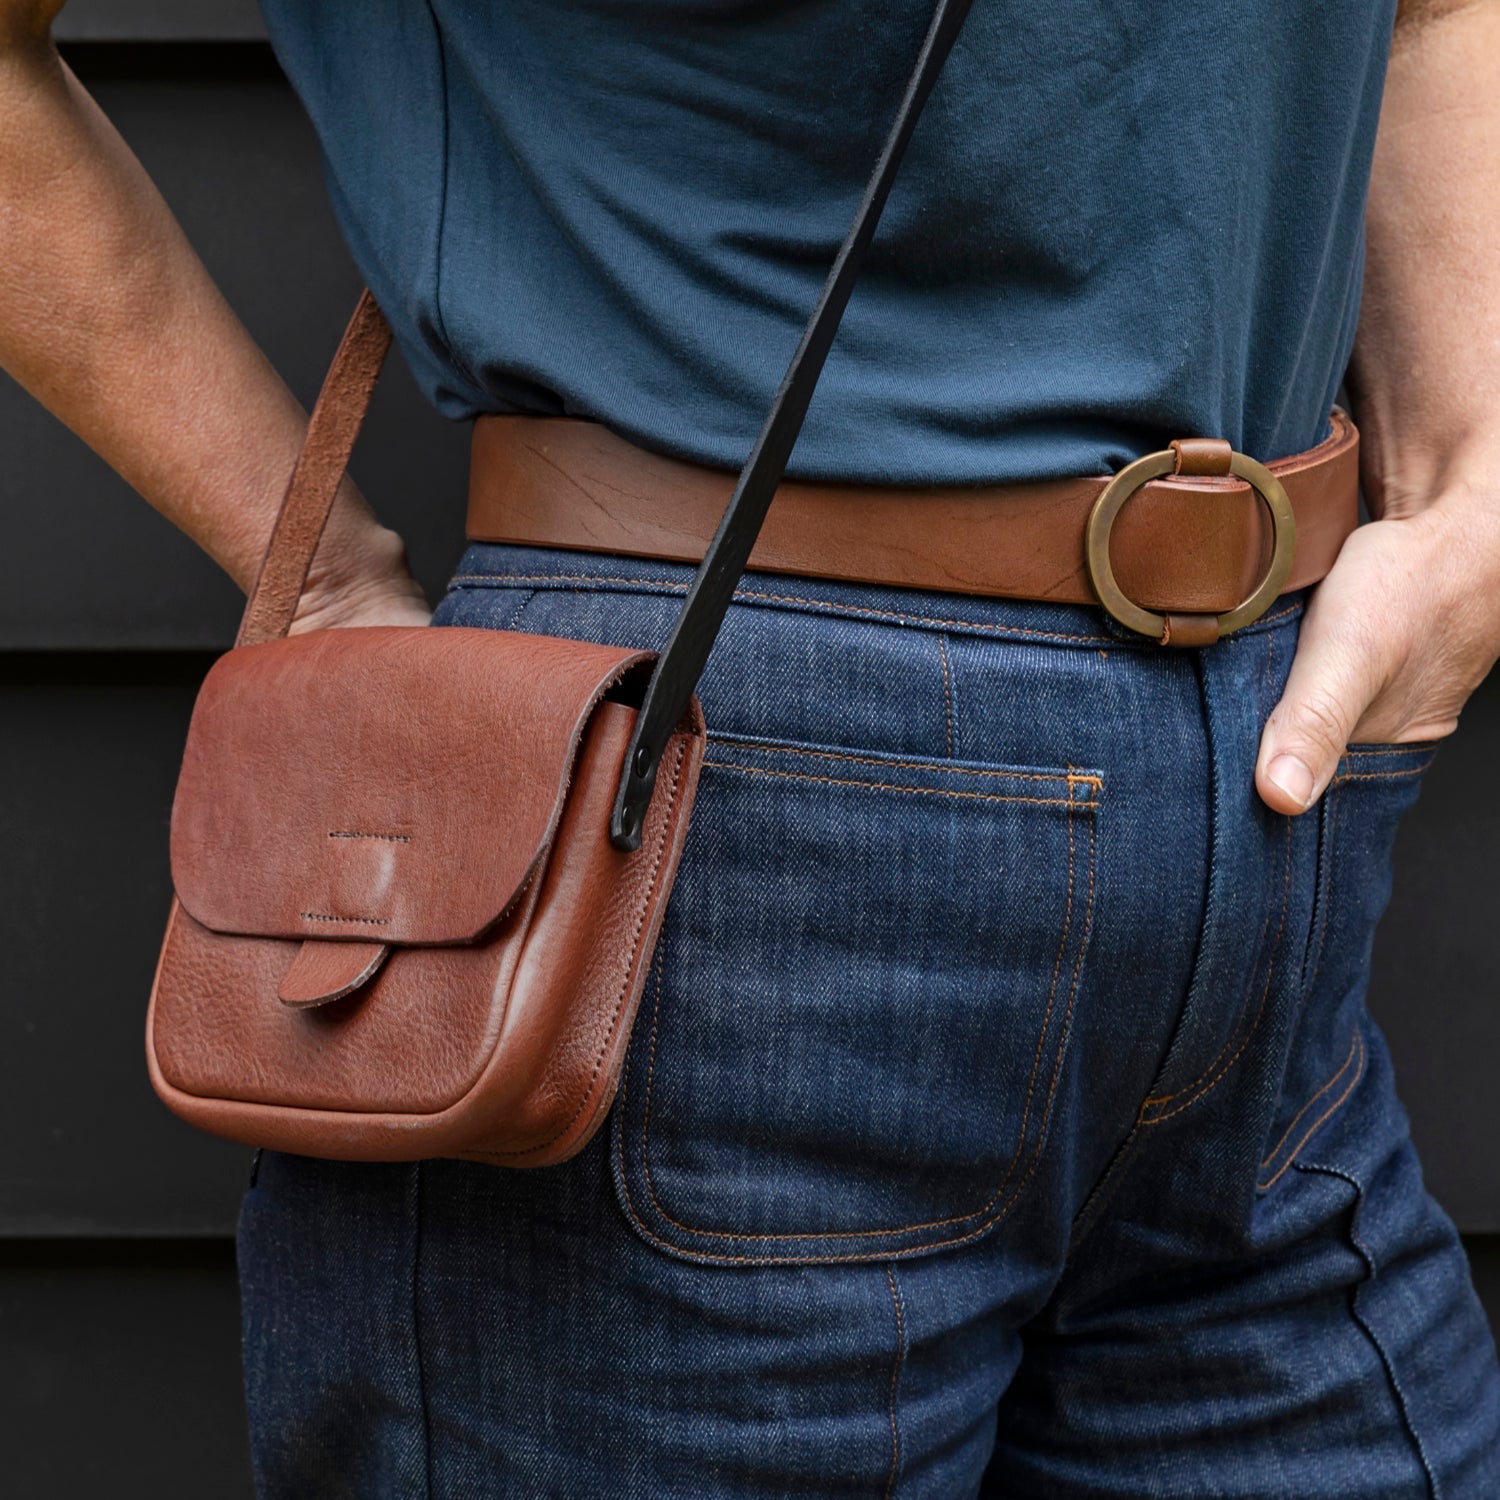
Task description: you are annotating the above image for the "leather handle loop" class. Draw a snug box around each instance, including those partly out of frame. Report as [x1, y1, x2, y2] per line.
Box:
[236, 289, 393, 648]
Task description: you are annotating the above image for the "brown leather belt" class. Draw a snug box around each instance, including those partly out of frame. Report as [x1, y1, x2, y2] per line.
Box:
[467, 410, 1359, 641]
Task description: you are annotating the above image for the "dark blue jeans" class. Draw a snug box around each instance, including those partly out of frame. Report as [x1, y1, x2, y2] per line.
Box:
[239, 544, 1500, 1497]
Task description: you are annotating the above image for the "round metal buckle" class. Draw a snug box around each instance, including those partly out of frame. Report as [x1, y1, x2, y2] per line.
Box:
[1083, 448, 1297, 641]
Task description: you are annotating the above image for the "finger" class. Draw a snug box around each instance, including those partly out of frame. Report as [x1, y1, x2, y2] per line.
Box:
[1255, 603, 1386, 815]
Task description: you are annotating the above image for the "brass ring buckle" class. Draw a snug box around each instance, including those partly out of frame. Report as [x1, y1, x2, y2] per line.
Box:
[1084, 448, 1297, 641]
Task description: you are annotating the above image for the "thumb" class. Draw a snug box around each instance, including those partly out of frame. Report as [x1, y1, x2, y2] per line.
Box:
[1255, 611, 1382, 815]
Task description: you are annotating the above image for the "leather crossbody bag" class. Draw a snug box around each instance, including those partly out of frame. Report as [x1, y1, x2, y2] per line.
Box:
[145, 0, 978, 1164]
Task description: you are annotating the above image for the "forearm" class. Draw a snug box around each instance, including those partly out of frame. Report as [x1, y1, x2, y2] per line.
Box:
[1255, 0, 1500, 810]
[0, 17, 386, 593]
[1348, 0, 1500, 514]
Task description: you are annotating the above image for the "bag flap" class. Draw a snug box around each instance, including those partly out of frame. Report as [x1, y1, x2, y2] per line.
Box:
[170, 626, 653, 945]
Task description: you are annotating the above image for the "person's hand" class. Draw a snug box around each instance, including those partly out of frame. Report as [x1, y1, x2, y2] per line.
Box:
[1254, 486, 1500, 814]
[287, 520, 432, 634]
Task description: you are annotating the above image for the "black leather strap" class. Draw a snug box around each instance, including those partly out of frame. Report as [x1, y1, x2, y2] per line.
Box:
[610, 0, 977, 847]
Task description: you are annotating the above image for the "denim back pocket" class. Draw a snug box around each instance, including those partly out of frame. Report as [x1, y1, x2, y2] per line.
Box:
[1258, 741, 1437, 1190]
[612, 732, 1101, 1265]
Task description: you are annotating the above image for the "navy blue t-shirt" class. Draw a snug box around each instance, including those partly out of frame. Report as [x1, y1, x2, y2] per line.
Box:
[257, 0, 1397, 484]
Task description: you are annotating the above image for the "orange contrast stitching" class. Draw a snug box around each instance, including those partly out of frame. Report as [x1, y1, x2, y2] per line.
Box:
[455, 571, 1301, 644]
[1140, 817, 1293, 1125]
[1340, 743, 1439, 758]
[706, 738, 1101, 790]
[1258, 1030, 1366, 1190]
[701, 760, 1086, 808]
[453, 573, 1113, 640]
[455, 571, 1301, 638]
[1260, 1028, 1363, 1177]
[938, 634, 955, 758]
[620, 809, 1097, 1258]
[1143, 815, 1282, 1108]
[1331, 761, 1436, 785]
[975, 809, 1089, 1230]
[885, 1267, 904, 1500]
[477, 738, 686, 1160]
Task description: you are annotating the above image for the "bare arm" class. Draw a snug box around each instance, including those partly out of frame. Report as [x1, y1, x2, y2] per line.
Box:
[0, 2, 428, 629]
[1257, 0, 1500, 811]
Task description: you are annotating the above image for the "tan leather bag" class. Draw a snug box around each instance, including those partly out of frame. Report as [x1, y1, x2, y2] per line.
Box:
[146, 294, 706, 1165]
[144, 0, 982, 1164]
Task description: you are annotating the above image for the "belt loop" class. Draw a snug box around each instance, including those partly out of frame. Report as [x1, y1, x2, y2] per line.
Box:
[1161, 613, 1222, 648]
[1169, 438, 1233, 477]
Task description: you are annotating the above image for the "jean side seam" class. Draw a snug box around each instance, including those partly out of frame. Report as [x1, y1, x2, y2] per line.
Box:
[1257, 1029, 1365, 1191]
[1293, 1158, 1441, 1498]
[1300, 783, 1341, 999]
[409, 1162, 435, 1500]
[884, 1266, 906, 1500]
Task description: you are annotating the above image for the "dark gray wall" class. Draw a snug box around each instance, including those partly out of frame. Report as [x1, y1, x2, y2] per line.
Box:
[1, 25, 1496, 1498]
[54, 0, 266, 42]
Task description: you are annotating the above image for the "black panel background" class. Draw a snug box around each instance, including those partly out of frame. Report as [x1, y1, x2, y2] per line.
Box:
[0, 33, 1495, 1493]
[55, 0, 266, 41]
[0, 47, 470, 652]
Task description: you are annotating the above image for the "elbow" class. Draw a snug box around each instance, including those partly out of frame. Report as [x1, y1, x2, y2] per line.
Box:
[1394, 0, 1497, 37]
[0, 3, 66, 55]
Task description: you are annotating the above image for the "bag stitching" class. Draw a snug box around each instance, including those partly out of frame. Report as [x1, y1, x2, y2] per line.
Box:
[617, 810, 1096, 1261]
[298, 911, 391, 926]
[707, 737, 1101, 790]
[1257, 1029, 1365, 1190]
[470, 737, 688, 1161]
[1139, 816, 1293, 1125]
